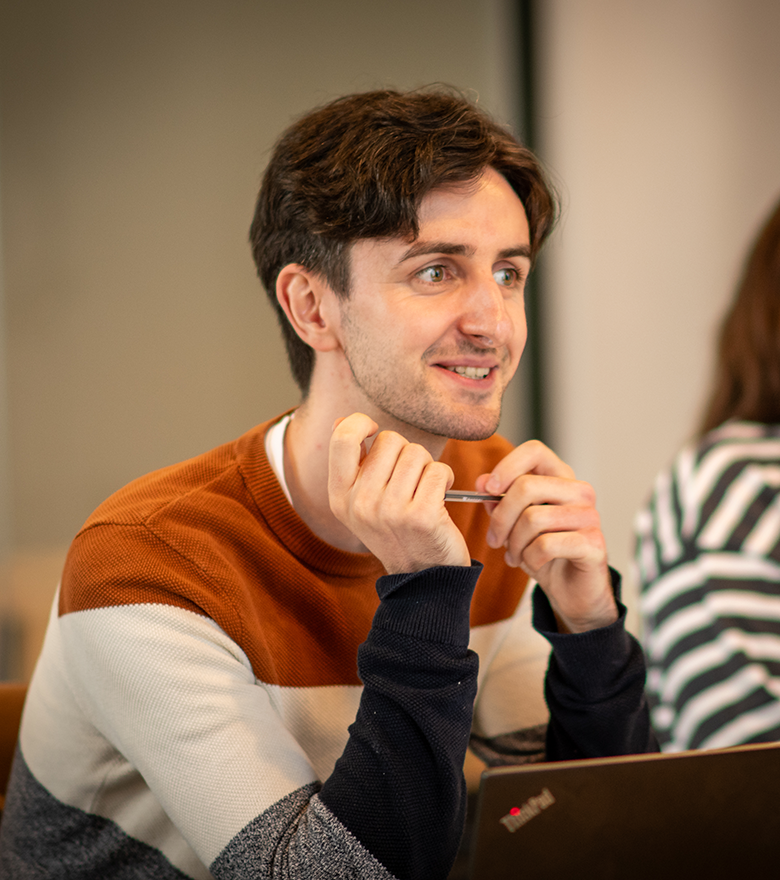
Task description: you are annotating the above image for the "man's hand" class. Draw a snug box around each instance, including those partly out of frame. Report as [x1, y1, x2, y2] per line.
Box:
[328, 413, 471, 574]
[475, 440, 617, 634]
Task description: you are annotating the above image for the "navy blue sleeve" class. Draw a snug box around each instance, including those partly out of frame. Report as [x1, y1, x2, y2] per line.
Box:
[533, 568, 658, 759]
[319, 563, 482, 880]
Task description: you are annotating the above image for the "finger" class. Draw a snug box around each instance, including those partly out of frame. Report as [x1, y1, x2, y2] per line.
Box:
[376, 458, 454, 537]
[328, 413, 379, 506]
[517, 527, 607, 575]
[479, 439, 576, 496]
[486, 477, 597, 549]
[354, 430, 414, 497]
[355, 443, 450, 519]
[501, 504, 602, 567]
[342, 432, 414, 527]
[373, 441, 440, 504]
[411, 459, 456, 505]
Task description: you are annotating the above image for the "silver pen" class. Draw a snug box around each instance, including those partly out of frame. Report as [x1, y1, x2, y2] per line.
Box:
[444, 490, 504, 503]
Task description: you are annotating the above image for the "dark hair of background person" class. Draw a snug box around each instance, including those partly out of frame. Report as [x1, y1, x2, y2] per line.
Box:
[249, 87, 558, 395]
[700, 197, 780, 434]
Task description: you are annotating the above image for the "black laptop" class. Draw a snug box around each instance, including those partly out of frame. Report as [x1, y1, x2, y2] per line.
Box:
[468, 741, 780, 879]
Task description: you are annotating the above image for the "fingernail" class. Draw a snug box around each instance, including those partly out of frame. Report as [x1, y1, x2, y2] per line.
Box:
[486, 529, 497, 548]
[486, 476, 500, 493]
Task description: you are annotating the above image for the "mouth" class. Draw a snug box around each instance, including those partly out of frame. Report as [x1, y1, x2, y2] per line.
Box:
[443, 365, 492, 380]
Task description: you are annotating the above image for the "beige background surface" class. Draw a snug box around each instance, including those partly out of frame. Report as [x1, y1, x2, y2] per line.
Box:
[537, 0, 780, 626]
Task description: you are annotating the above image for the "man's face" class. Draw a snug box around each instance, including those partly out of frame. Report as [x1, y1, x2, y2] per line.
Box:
[335, 166, 531, 442]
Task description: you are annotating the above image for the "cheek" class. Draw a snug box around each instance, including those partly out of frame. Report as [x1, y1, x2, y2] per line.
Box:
[508, 303, 528, 360]
[404, 303, 455, 346]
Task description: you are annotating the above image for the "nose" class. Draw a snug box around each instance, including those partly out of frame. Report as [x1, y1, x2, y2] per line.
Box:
[457, 276, 516, 348]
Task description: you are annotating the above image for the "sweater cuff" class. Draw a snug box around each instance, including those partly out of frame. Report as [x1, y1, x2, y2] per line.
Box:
[532, 565, 624, 634]
[372, 562, 483, 646]
[532, 567, 634, 697]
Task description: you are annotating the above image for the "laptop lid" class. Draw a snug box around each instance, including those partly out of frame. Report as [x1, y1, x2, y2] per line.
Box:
[468, 741, 780, 879]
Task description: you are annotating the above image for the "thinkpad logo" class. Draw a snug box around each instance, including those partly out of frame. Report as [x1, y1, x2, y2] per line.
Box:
[499, 787, 556, 832]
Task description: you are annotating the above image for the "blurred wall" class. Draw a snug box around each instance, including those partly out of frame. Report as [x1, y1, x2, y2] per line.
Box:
[0, 141, 9, 561]
[0, 0, 524, 553]
[536, 0, 780, 625]
[0, 0, 524, 676]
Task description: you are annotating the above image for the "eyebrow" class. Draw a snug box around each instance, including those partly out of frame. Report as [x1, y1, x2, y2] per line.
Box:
[397, 240, 532, 264]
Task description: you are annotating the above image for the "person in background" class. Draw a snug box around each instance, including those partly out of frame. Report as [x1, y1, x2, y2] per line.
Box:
[636, 196, 780, 752]
[1, 88, 653, 880]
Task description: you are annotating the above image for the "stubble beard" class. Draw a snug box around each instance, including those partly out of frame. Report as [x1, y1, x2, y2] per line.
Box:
[341, 338, 506, 442]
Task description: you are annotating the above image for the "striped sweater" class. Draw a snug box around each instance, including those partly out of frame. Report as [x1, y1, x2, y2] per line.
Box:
[635, 420, 780, 752]
[1, 417, 651, 879]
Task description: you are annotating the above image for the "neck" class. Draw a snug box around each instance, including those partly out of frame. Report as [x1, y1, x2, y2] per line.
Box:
[283, 366, 449, 553]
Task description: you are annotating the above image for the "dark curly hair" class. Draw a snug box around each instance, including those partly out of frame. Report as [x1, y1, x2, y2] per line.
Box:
[250, 87, 558, 394]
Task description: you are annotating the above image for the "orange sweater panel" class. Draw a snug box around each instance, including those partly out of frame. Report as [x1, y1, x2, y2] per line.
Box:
[59, 419, 528, 688]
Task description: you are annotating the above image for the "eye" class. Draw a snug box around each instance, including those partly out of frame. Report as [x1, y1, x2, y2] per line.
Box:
[493, 267, 522, 287]
[416, 264, 447, 283]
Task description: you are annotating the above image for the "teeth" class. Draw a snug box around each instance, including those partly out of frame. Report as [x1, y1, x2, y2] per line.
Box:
[446, 366, 491, 379]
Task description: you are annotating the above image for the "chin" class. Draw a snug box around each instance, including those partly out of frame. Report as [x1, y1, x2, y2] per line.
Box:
[445, 423, 499, 442]
[406, 408, 502, 443]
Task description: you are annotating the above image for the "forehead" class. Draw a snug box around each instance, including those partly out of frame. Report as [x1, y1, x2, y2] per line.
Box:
[347, 168, 530, 273]
[416, 167, 529, 242]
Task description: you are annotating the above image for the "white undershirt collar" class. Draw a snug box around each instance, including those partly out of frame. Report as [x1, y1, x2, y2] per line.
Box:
[264, 413, 294, 506]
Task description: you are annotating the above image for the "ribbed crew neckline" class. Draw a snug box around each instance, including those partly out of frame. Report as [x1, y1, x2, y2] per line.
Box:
[237, 416, 386, 580]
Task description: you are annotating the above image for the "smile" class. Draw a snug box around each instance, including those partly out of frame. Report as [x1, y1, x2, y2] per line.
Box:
[444, 366, 491, 379]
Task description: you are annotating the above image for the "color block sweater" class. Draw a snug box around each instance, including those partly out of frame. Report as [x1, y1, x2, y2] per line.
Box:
[0, 418, 651, 879]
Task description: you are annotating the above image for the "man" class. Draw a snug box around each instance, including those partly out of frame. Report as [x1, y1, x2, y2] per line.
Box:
[0, 89, 653, 879]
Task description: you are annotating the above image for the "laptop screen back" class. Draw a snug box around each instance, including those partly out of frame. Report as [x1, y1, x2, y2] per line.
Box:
[468, 741, 779, 879]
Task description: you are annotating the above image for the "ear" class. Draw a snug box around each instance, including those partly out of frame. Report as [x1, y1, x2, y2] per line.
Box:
[275, 264, 341, 352]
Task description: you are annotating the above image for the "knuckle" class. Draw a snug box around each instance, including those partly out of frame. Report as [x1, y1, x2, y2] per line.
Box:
[402, 442, 431, 463]
[583, 526, 607, 552]
[428, 460, 453, 481]
[576, 480, 597, 505]
[504, 534, 522, 562]
[376, 430, 407, 449]
[489, 506, 510, 536]
[329, 431, 350, 451]
[534, 531, 552, 553]
[587, 508, 602, 530]
[524, 504, 546, 529]
[514, 473, 534, 494]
